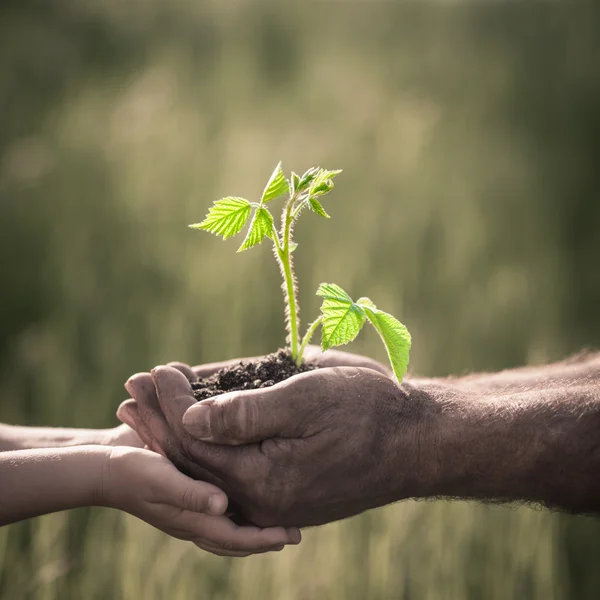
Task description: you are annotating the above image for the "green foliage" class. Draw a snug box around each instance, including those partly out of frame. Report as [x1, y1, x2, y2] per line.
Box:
[291, 167, 341, 221]
[290, 171, 301, 194]
[317, 283, 366, 349]
[238, 207, 275, 251]
[296, 167, 320, 192]
[308, 197, 330, 218]
[316, 284, 412, 381]
[261, 161, 289, 203]
[310, 169, 342, 197]
[190, 197, 251, 239]
[358, 298, 412, 381]
[191, 162, 411, 380]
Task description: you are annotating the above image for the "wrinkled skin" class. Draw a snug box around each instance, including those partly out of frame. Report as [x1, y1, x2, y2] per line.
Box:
[103, 446, 299, 556]
[118, 348, 422, 527]
[121, 348, 600, 523]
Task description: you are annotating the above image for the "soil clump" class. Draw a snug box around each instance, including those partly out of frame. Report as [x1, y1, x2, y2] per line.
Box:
[191, 349, 316, 401]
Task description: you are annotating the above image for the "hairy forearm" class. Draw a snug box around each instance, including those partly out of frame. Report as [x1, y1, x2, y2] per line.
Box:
[0, 424, 114, 452]
[0, 446, 109, 526]
[405, 380, 600, 513]
[441, 351, 600, 395]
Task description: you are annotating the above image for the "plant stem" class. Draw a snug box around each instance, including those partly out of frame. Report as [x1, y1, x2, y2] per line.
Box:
[297, 316, 322, 365]
[279, 194, 300, 360]
[281, 248, 299, 358]
[270, 224, 282, 251]
[291, 197, 307, 221]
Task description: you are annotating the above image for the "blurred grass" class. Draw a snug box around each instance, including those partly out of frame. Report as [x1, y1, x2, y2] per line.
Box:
[1, 1, 600, 598]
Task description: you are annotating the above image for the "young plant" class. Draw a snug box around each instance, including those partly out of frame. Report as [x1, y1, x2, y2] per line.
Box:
[189, 163, 412, 382]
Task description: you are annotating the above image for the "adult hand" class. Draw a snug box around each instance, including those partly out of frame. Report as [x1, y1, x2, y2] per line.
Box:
[102, 446, 301, 556]
[119, 365, 430, 528]
[167, 345, 392, 382]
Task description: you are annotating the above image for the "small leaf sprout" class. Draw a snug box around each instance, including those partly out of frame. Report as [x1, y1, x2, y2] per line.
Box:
[189, 163, 411, 381]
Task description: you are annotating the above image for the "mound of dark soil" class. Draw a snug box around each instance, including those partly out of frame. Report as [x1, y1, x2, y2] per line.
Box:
[191, 349, 316, 401]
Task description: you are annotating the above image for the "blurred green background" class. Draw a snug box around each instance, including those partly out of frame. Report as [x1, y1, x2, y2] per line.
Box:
[1, 0, 600, 598]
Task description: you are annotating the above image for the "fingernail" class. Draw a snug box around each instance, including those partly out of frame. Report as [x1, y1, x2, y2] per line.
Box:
[124, 379, 135, 396]
[116, 410, 133, 429]
[152, 365, 193, 397]
[208, 494, 227, 516]
[287, 528, 302, 545]
[182, 403, 212, 440]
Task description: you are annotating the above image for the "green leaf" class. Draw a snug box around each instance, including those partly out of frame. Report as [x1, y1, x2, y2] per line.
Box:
[309, 168, 342, 198]
[358, 298, 411, 382]
[315, 168, 342, 183]
[356, 297, 376, 309]
[297, 167, 320, 192]
[308, 197, 330, 218]
[238, 207, 275, 252]
[291, 171, 300, 194]
[261, 161, 289, 203]
[190, 197, 251, 240]
[316, 283, 366, 350]
[311, 181, 333, 196]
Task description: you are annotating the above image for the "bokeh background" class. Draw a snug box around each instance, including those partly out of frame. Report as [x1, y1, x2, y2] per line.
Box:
[2, 0, 600, 598]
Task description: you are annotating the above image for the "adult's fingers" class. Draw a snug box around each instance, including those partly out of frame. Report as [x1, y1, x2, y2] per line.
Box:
[125, 373, 219, 483]
[116, 399, 138, 430]
[150, 366, 244, 477]
[304, 345, 392, 377]
[151, 366, 197, 438]
[116, 399, 154, 450]
[182, 370, 319, 444]
[167, 361, 197, 382]
[125, 374, 175, 448]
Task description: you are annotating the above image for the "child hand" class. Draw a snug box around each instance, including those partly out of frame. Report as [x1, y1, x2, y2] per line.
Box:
[101, 446, 301, 557]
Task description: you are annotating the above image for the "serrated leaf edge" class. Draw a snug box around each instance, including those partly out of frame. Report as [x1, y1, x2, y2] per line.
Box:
[237, 207, 275, 252]
[308, 197, 330, 218]
[190, 197, 251, 240]
[361, 303, 411, 382]
[317, 283, 366, 350]
[261, 161, 289, 204]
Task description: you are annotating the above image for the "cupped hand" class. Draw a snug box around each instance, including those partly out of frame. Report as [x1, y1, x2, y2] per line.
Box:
[101, 446, 301, 557]
[167, 345, 392, 382]
[118, 364, 428, 528]
[114, 348, 388, 451]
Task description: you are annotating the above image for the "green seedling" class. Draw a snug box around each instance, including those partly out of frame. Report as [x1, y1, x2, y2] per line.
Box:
[189, 162, 412, 381]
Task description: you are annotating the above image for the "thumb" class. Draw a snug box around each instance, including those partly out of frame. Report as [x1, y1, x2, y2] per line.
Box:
[181, 376, 307, 445]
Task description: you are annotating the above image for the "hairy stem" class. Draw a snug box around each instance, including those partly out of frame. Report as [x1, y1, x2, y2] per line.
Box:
[297, 316, 322, 365]
[278, 194, 300, 359]
[282, 249, 299, 358]
[270, 223, 282, 251]
[291, 197, 308, 221]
